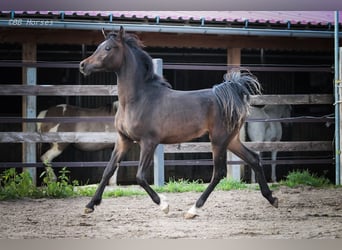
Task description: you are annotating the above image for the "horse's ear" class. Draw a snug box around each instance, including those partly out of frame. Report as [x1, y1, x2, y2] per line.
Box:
[101, 28, 107, 39]
[118, 26, 125, 41]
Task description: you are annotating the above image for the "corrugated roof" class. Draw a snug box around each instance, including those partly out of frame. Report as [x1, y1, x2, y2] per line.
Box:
[2, 11, 341, 26]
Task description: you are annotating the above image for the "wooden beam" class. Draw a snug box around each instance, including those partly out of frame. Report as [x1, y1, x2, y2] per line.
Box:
[250, 94, 334, 105]
[227, 48, 241, 67]
[226, 47, 243, 180]
[0, 28, 334, 50]
[0, 133, 332, 152]
[22, 42, 37, 184]
[0, 84, 118, 96]
[140, 33, 334, 50]
[0, 85, 333, 104]
[0, 132, 118, 143]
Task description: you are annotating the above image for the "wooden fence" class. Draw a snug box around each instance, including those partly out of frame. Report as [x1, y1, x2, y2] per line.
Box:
[0, 84, 334, 153]
[0, 78, 335, 185]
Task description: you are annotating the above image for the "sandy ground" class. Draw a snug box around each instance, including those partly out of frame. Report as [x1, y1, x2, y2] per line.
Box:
[1, 186, 342, 239]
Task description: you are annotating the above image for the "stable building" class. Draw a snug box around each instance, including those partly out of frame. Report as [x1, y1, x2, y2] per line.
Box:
[0, 11, 340, 184]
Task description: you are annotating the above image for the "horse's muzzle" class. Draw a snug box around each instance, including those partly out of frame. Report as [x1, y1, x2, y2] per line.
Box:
[79, 61, 90, 76]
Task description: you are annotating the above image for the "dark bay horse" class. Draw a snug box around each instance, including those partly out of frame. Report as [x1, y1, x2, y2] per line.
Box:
[37, 102, 118, 179]
[79, 26, 278, 219]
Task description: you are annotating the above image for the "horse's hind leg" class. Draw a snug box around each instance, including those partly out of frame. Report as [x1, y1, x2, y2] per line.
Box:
[271, 151, 277, 182]
[85, 134, 134, 213]
[40, 143, 68, 181]
[185, 139, 228, 219]
[136, 140, 169, 214]
[228, 135, 278, 208]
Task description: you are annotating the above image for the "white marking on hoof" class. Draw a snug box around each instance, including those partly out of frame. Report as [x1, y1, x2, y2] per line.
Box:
[184, 204, 199, 219]
[159, 194, 169, 214]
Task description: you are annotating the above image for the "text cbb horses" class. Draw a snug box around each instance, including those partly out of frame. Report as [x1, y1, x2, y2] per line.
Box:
[79, 26, 278, 219]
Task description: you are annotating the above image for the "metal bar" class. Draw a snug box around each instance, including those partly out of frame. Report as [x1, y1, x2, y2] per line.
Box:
[0, 61, 332, 72]
[23, 66, 37, 184]
[152, 58, 165, 187]
[334, 11, 341, 185]
[1, 19, 341, 38]
[340, 46, 342, 185]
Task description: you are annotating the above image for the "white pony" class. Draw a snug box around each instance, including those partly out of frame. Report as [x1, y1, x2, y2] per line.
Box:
[247, 105, 291, 182]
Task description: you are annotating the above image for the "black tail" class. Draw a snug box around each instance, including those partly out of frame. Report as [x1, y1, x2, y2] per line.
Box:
[212, 69, 261, 130]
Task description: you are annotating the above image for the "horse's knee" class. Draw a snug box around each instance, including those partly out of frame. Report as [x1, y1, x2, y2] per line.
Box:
[213, 168, 226, 182]
[136, 173, 145, 186]
[248, 152, 262, 170]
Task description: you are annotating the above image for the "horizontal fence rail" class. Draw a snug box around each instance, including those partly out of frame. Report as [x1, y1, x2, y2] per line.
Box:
[0, 158, 334, 169]
[0, 132, 332, 152]
[0, 85, 334, 105]
[0, 116, 335, 124]
[0, 85, 118, 96]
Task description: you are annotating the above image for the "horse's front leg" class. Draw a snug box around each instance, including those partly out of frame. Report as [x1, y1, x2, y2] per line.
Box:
[136, 140, 169, 214]
[85, 135, 133, 213]
[184, 141, 227, 219]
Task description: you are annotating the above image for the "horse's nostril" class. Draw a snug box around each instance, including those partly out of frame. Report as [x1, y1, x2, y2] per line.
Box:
[80, 61, 84, 68]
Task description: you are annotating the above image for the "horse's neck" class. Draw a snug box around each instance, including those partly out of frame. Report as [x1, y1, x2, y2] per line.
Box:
[117, 47, 151, 109]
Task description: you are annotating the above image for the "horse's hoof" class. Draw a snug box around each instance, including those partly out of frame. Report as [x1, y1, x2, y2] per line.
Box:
[184, 204, 198, 219]
[159, 194, 169, 214]
[161, 204, 169, 214]
[184, 212, 198, 219]
[272, 197, 279, 208]
[84, 207, 94, 214]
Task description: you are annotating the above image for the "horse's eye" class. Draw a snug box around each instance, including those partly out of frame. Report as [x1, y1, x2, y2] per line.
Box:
[105, 46, 111, 51]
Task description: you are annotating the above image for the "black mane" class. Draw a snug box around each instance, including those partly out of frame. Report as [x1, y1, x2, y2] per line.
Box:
[108, 31, 172, 88]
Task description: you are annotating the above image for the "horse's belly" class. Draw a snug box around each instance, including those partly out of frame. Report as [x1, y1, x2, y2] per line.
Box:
[160, 126, 207, 144]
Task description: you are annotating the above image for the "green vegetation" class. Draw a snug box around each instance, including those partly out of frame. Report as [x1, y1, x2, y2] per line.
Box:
[0, 168, 336, 200]
[154, 179, 206, 193]
[0, 168, 40, 199]
[0, 167, 78, 200]
[216, 177, 248, 190]
[76, 185, 145, 198]
[280, 169, 331, 188]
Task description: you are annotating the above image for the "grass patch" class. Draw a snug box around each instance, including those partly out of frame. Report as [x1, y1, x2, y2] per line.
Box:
[216, 177, 248, 191]
[280, 169, 331, 188]
[76, 185, 145, 198]
[1, 167, 335, 201]
[79, 177, 249, 199]
[154, 179, 207, 193]
[0, 167, 78, 200]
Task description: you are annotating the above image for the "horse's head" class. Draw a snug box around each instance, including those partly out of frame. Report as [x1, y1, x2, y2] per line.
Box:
[80, 26, 126, 76]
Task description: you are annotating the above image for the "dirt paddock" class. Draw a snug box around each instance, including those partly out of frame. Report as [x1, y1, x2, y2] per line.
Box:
[1, 186, 342, 239]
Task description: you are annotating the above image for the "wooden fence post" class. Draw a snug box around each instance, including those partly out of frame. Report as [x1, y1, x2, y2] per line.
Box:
[226, 48, 243, 181]
[22, 43, 37, 185]
[152, 58, 165, 187]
